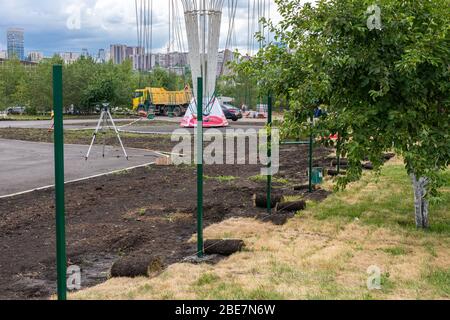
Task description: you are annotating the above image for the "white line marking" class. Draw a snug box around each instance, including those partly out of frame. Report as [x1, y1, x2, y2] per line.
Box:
[0, 161, 156, 200]
[0, 138, 165, 156]
[118, 129, 179, 135]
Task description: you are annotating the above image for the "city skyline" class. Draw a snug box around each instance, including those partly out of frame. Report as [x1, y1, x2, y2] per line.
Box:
[0, 29, 237, 77]
[0, 0, 283, 57]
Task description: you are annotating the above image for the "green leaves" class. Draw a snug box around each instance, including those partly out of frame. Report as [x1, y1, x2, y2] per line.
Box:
[0, 57, 189, 113]
[245, 0, 449, 198]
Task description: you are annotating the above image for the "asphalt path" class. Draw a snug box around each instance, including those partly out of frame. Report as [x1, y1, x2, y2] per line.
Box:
[0, 118, 266, 135]
[0, 138, 159, 197]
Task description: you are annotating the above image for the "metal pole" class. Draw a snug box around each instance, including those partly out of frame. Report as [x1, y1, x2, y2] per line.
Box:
[53, 65, 67, 300]
[336, 134, 341, 174]
[309, 118, 314, 193]
[107, 109, 129, 160]
[85, 110, 104, 160]
[281, 141, 310, 146]
[197, 77, 204, 258]
[267, 92, 273, 214]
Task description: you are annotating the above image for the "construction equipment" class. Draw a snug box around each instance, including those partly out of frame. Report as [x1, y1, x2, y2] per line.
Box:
[132, 87, 192, 117]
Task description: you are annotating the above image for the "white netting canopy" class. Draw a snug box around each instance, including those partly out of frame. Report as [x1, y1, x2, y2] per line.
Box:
[181, 0, 225, 99]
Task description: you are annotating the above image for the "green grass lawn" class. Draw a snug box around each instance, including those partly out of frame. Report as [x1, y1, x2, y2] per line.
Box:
[311, 163, 450, 235]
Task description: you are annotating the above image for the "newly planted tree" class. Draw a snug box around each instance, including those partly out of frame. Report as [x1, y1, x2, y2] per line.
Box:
[237, 0, 449, 228]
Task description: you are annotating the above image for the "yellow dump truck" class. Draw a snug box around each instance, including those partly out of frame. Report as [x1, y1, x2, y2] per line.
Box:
[132, 87, 192, 117]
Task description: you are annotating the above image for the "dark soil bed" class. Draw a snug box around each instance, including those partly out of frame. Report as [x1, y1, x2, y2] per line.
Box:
[0, 129, 334, 299]
[0, 128, 175, 152]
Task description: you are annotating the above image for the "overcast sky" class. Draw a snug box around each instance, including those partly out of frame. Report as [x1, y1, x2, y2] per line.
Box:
[0, 0, 285, 56]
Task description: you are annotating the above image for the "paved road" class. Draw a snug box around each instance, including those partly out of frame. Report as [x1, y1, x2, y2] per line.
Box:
[0, 118, 138, 130]
[119, 123, 265, 135]
[0, 139, 159, 197]
[0, 117, 266, 132]
[0, 118, 266, 137]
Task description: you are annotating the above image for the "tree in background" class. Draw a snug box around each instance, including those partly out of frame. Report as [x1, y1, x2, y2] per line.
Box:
[0, 78, 6, 110]
[216, 69, 261, 110]
[0, 58, 27, 110]
[63, 56, 97, 113]
[28, 56, 63, 113]
[143, 67, 187, 91]
[0, 56, 188, 114]
[237, 0, 449, 228]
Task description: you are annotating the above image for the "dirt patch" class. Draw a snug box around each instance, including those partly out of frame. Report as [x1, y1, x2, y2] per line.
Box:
[0, 130, 334, 299]
[0, 128, 175, 152]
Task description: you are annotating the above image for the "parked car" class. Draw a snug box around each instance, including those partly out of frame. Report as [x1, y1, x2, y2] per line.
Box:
[6, 106, 26, 115]
[221, 104, 243, 122]
[66, 105, 81, 115]
[112, 107, 132, 116]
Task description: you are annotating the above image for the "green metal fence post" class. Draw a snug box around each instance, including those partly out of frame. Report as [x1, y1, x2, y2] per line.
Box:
[267, 93, 273, 214]
[197, 77, 204, 258]
[336, 134, 341, 174]
[309, 119, 314, 193]
[53, 65, 67, 300]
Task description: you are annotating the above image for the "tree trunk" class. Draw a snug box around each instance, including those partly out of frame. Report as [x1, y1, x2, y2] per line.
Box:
[411, 174, 429, 229]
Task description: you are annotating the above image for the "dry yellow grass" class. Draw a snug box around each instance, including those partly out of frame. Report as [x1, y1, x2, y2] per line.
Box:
[70, 217, 449, 300]
[69, 161, 450, 300]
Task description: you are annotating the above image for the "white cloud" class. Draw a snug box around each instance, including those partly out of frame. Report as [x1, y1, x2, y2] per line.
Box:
[0, 0, 283, 55]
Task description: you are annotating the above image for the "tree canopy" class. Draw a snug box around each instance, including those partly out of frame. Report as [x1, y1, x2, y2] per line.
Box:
[0, 56, 189, 113]
[235, 0, 449, 227]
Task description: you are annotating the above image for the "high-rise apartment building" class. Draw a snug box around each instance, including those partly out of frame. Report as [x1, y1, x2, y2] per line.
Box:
[217, 49, 237, 77]
[110, 44, 128, 64]
[156, 52, 188, 69]
[58, 52, 81, 64]
[7, 28, 25, 60]
[81, 48, 90, 58]
[108, 43, 234, 76]
[97, 49, 106, 63]
[28, 51, 44, 62]
[110, 45, 146, 65]
[132, 53, 155, 71]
